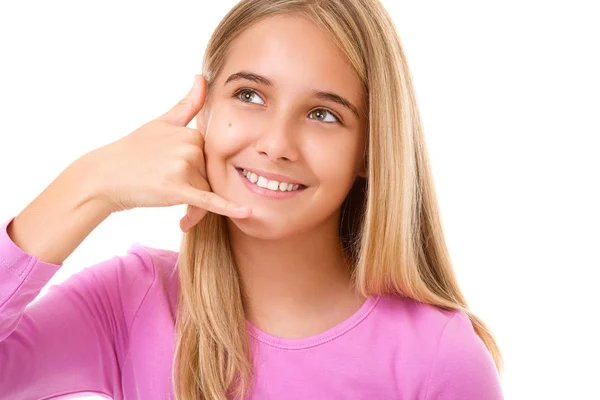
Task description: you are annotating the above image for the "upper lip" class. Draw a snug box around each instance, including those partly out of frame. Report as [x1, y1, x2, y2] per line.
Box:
[236, 166, 305, 186]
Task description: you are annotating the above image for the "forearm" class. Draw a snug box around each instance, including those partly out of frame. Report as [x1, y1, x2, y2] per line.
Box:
[6, 154, 114, 265]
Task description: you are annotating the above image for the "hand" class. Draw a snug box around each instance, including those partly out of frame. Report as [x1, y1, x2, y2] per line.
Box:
[87, 74, 251, 232]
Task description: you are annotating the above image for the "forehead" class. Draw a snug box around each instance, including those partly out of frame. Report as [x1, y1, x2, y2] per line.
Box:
[220, 14, 364, 112]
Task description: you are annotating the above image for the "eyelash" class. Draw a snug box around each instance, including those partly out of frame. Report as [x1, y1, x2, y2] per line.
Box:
[232, 88, 343, 125]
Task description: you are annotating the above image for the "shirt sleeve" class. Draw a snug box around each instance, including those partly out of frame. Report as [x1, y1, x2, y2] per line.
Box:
[424, 310, 504, 400]
[0, 216, 151, 400]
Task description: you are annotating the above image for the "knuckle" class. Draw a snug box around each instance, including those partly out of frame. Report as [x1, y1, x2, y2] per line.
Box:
[171, 159, 191, 177]
[190, 174, 210, 192]
[183, 128, 205, 147]
[198, 190, 211, 206]
[171, 125, 188, 137]
[183, 144, 203, 162]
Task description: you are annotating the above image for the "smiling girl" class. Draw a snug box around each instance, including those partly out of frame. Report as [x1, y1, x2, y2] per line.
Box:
[0, 1, 503, 399]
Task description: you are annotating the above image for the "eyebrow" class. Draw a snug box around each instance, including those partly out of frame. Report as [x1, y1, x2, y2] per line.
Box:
[224, 71, 361, 120]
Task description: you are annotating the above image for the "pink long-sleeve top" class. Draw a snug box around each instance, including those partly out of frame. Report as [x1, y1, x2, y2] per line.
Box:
[0, 215, 503, 399]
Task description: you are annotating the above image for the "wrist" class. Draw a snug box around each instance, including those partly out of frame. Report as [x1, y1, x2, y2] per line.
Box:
[64, 151, 116, 216]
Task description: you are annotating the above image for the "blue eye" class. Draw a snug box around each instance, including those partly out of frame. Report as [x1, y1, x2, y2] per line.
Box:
[232, 88, 341, 124]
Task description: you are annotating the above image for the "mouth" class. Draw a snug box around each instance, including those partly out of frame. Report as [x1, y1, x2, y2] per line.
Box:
[235, 167, 307, 198]
[235, 166, 307, 190]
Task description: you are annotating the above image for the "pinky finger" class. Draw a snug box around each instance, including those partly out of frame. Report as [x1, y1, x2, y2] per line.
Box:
[179, 205, 207, 232]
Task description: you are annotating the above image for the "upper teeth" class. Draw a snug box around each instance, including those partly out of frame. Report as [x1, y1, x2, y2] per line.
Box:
[242, 169, 301, 192]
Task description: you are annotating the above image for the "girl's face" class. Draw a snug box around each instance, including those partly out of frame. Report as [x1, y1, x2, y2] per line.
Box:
[199, 14, 367, 239]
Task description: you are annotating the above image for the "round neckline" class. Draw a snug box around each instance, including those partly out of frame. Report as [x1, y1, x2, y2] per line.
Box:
[245, 295, 382, 349]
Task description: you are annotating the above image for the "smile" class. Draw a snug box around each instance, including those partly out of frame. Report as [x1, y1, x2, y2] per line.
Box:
[242, 168, 303, 192]
[236, 168, 307, 199]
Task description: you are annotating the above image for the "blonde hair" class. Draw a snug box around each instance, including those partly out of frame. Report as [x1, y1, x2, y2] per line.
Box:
[172, 1, 503, 399]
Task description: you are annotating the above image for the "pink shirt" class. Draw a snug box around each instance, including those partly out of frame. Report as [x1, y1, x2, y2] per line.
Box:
[0, 216, 503, 399]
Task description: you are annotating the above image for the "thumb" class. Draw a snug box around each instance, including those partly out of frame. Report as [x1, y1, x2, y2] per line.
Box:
[157, 74, 207, 126]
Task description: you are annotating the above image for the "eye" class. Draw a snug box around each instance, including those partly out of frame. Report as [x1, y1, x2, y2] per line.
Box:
[308, 109, 340, 124]
[232, 88, 341, 124]
[234, 88, 265, 105]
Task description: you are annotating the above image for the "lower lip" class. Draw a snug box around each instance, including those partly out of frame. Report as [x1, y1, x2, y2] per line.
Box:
[236, 168, 306, 199]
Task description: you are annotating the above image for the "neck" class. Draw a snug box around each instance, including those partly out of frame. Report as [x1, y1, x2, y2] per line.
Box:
[227, 210, 365, 337]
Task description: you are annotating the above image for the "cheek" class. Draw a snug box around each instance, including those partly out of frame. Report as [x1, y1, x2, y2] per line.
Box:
[204, 109, 250, 158]
[203, 108, 256, 190]
[306, 139, 358, 187]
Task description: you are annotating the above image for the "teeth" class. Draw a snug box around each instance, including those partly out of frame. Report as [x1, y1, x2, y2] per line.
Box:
[257, 176, 268, 188]
[241, 169, 302, 192]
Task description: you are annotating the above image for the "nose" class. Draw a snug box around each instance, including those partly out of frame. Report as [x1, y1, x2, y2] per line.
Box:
[253, 112, 299, 163]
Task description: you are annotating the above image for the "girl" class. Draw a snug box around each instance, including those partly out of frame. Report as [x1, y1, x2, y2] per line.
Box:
[0, 0, 503, 399]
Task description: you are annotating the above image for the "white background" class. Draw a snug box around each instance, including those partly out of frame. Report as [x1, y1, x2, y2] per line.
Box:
[1, 1, 598, 399]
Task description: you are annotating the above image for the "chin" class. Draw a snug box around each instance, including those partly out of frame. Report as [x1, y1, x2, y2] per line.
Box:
[226, 211, 299, 240]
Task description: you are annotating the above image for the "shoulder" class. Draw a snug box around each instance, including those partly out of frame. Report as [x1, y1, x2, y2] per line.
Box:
[76, 243, 180, 327]
[120, 243, 180, 302]
[374, 293, 462, 340]
[423, 309, 503, 399]
[373, 294, 503, 399]
[123, 243, 180, 285]
[82, 243, 179, 293]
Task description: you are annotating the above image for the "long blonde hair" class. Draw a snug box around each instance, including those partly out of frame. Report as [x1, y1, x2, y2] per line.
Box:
[171, 1, 503, 399]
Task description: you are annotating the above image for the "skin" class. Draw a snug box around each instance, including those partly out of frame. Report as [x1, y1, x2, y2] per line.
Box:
[196, 14, 369, 339]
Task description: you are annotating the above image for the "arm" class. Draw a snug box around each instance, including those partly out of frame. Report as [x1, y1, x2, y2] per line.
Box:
[0, 215, 156, 399]
[0, 154, 130, 398]
[6, 152, 114, 265]
[424, 311, 504, 400]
